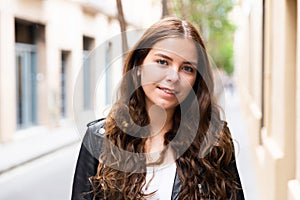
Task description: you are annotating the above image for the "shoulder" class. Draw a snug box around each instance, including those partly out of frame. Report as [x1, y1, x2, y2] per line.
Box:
[221, 120, 228, 129]
[220, 120, 231, 136]
[86, 117, 106, 137]
[82, 118, 106, 157]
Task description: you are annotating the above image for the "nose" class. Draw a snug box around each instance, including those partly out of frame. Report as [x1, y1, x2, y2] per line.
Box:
[166, 68, 179, 82]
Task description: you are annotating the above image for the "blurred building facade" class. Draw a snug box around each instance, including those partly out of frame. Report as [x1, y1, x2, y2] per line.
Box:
[234, 0, 300, 199]
[0, 0, 161, 143]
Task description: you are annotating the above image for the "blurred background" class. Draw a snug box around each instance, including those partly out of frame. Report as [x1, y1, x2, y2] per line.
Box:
[0, 0, 299, 199]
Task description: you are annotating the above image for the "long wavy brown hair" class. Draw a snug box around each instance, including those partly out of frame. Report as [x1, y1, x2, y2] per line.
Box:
[89, 17, 241, 200]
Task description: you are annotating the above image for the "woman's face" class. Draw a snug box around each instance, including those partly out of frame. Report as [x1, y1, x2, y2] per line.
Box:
[140, 37, 198, 112]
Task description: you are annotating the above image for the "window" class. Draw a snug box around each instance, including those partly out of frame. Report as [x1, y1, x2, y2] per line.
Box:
[83, 36, 95, 110]
[105, 42, 112, 105]
[15, 20, 38, 129]
[61, 51, 69, 118]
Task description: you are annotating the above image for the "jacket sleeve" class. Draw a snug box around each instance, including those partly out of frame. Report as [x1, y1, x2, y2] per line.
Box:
[229, 147, 245, 200]
[226, 125, 245, 200]
[71, 119, 105, 200]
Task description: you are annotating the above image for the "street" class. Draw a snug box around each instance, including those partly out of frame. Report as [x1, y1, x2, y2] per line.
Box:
[0, 143, 81, 200]
[0, 87, 258, 200]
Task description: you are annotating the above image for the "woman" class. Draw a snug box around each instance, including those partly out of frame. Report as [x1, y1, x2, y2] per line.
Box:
[72, 17, 245, 200]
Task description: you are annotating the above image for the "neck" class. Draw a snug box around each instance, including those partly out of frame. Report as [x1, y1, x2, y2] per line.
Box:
[148, 105, 174, 137]
[145, 105, 174, 154]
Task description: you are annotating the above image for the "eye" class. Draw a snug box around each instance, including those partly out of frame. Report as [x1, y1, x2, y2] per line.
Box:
[182, 65, 195, 73]
[156, 59, 168, 65]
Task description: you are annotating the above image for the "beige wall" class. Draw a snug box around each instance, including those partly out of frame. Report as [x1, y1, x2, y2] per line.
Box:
[0, 0, 108, 133]
[0, 8, 16, 142]
[234, 0, 299, 199]
[288, 0, 300, 199]
[0, 0, 161, 142]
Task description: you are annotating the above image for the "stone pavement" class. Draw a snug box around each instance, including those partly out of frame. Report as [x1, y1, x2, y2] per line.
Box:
[0, 121, 80, 175]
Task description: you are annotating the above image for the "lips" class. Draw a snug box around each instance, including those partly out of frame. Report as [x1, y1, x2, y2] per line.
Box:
[157, 86, 178, 95]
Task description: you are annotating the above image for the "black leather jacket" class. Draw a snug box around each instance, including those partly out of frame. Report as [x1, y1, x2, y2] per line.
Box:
[71, 119, 245, 200]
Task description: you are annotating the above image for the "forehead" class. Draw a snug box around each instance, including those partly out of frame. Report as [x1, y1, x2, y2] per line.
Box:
[150, 38, 198, 62]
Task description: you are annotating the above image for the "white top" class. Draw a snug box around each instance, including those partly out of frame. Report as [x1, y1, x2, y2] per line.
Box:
[142, 162, 177, 200]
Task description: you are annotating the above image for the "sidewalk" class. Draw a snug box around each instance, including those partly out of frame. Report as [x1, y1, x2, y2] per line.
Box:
[224, 86, 260, 200]
[0, 121, 80, 175]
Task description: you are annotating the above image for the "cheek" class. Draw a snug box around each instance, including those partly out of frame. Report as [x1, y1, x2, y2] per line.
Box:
[141, 84, 152, 97]
[179, 77, 197, 97]
[181, 75, 196, 90]
[140, 65, 165, 85]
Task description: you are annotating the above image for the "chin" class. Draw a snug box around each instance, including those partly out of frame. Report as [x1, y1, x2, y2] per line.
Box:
[156, 103, 178, 111]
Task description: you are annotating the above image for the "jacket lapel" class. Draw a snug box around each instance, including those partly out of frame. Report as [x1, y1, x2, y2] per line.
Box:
[171, 170, 182, 200]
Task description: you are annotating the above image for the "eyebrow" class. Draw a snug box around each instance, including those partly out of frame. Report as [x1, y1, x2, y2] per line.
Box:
[154, 53, 197, 66]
